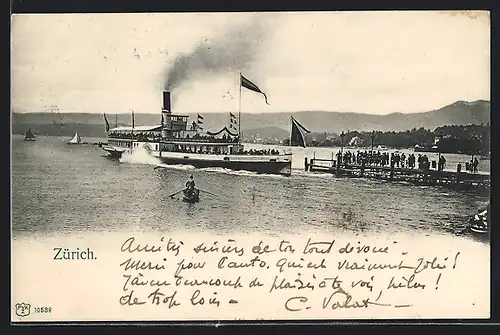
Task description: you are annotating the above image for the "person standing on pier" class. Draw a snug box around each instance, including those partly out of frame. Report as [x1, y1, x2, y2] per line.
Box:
[336, 151, 342, 167]
[473, 157, 479, 173]
[438, 155, 446, 171]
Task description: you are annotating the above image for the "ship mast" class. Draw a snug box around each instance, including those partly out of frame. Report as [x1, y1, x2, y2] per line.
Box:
[238, 72, 242, 142]
[131, 110, 134, 138]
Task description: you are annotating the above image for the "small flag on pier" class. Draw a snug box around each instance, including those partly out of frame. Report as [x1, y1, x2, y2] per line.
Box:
[103, 113, 110, 133]
[290, 116, 310, 148]
[240, 74, 269, 105]
[229, 112, 238, 131]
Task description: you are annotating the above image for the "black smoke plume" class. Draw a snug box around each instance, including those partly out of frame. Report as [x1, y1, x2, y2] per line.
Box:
[162, 19, 267, 91]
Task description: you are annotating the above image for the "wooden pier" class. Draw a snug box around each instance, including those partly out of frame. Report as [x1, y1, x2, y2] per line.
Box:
[304, 156, 490, 192]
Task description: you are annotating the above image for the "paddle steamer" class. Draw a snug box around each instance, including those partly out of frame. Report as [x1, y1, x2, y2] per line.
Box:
[101, 91, 295, 176]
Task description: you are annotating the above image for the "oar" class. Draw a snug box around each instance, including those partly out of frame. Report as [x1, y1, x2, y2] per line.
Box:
[168, 189, 185, 198]
[199, 189, 219, 197]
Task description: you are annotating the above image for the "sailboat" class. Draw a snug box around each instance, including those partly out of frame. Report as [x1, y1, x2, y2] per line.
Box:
[24, 128, 36, 141]
[67, 132, 86, 145]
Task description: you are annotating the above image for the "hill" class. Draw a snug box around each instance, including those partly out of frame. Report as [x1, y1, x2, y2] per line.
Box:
[11, 100, 490, 140]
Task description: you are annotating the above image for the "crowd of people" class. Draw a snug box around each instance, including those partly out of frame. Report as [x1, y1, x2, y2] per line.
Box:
[335, 150, 483, 173]
[185, 133, 239, 143]
[335, 150, 452, 171]
[108, 131, 162, 140]
[467, 157, 480, 173]
[108, 131, 241, 144]
[241, 149, 281, 155]
[168, 145, 282, 155]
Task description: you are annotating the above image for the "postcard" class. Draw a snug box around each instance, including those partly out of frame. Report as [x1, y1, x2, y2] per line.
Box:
[11, 11, 490, 322]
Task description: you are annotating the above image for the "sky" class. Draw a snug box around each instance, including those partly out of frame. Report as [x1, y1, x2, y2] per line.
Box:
[11, 11, 490, 115]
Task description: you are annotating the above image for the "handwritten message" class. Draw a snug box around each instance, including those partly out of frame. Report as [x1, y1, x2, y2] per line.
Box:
[117, 235, 463, 315]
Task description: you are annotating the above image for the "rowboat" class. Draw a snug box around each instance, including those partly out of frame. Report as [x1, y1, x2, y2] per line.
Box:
[182, 188, 200, 203]
[468, 205, 489, 234]
[470, 224, 488, 234]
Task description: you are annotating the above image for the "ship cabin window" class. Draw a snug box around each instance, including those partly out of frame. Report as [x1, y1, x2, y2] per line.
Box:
[171, 116, 188, 122]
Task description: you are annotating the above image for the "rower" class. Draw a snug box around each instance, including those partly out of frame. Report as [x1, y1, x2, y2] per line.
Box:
[185, 175, 196, 194]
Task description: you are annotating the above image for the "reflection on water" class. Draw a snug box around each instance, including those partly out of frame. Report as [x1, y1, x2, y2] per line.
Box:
[11, 136, 489, 242]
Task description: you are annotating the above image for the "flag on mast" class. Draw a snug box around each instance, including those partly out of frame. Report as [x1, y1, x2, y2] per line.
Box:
[197, 113, 204, 130]
[103, 113, 110, 133]
[290, 116, 310, 148]
[229, 112, 238, 131]
[240, 74, 269, 105]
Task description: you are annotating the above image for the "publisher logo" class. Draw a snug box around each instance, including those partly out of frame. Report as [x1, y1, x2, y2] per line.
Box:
[15, 303, 31, 317]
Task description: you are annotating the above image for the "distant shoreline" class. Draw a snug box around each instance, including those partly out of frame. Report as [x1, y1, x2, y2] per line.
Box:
[12, 133, 491, 159]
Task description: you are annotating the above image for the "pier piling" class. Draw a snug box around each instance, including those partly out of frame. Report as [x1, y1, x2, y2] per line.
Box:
[455, 164, 461, 184]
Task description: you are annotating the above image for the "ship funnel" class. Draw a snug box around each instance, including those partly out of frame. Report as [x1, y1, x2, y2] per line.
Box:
[162, 91, 171, 113]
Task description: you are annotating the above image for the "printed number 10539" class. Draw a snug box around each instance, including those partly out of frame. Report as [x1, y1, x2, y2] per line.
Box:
[34, 307, 52, 313]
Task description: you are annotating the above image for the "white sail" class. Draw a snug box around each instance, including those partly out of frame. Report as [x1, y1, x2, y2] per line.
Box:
[68, 133, 82, 144]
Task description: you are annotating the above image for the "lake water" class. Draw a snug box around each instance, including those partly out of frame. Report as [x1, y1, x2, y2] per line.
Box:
[11, 135, 489, 241]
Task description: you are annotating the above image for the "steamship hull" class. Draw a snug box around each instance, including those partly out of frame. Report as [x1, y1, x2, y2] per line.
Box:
[102, 144, 292, 176]
[155, 154, 292, 176]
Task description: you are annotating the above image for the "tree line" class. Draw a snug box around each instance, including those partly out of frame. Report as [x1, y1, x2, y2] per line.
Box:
[284, 123, 490, 155]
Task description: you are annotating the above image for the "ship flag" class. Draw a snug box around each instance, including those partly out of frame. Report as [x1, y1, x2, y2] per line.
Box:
[290, 116, 310, 148]
[240, 74, 269, 105]
[229, 112, 238, 131]
[103, 113, 110, 133]
[197, 113, 204, 130]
